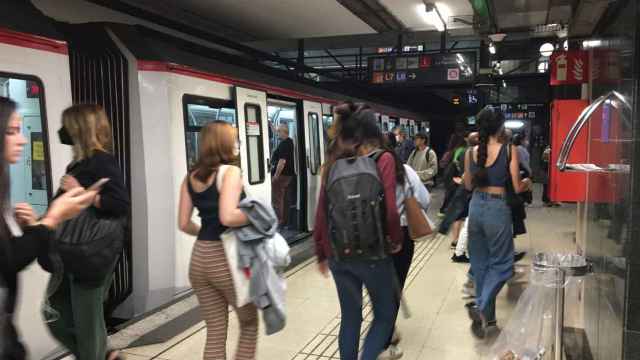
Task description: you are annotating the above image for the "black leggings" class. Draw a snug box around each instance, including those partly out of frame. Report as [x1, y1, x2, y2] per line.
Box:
[386, 227, 415, 348]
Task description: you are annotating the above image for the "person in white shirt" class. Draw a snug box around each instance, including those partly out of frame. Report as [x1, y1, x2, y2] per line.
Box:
[406, 133, 438, 190]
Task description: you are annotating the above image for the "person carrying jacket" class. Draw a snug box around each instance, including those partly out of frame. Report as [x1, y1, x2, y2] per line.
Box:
[407, 132, 438, 190]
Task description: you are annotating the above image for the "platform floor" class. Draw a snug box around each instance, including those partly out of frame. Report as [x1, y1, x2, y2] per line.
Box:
[115, 188, 577, 360]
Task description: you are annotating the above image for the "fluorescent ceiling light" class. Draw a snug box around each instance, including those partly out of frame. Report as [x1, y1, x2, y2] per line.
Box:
[456, 53, 464, 63]
[505, 120, 525, 129]
[582, 40, 602, 49]
[419, 2, 448, 32]
[502, 80, 507, 88]
[539, 43, 554, 57]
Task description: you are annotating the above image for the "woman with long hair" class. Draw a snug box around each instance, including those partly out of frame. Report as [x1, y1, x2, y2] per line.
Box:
[178, 121, 258, 360]
[0, 97, 99, 359]
[314, 102, 403, 359]
[46, 104, 129, 360]
[463, 106, 530, 338]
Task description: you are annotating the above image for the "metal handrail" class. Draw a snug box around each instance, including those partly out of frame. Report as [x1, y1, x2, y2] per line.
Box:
[556, 91, 632, 171]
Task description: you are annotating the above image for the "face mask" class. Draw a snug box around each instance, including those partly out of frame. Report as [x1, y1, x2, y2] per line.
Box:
[58, 127, 74, 146]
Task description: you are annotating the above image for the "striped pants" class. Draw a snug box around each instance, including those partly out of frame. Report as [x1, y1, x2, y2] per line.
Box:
[189, 240, 258, 360]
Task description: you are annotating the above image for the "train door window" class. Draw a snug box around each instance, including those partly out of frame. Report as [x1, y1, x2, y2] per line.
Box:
[0, 74, 50, 216]
[182, 94, 236, 169]
[244, 104, 264, 184]
[267, 99, 298, 174]
[308, 112, 321, 175]
[322, 114, 333, 150]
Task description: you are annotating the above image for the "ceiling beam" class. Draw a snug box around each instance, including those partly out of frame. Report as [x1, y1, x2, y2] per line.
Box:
[335, 0, 405, 33]
[86, 0, 258, 41]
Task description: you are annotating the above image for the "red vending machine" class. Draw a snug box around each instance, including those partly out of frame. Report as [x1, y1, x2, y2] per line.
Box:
[549, 100, 588, 202]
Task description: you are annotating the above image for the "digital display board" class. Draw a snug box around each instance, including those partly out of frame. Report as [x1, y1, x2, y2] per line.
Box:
[369, 52, 476, 85]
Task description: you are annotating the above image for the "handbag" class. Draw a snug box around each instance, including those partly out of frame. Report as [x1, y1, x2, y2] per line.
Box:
[504, 145, 527, 235]
[405, 187, 433, 241]
[55, 207, 125, 282]
[216, 165, 251, 307]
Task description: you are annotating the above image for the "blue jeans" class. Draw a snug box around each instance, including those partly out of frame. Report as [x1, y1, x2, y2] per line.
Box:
[468, 192, 514, 322]
[329, 257, 397, 360]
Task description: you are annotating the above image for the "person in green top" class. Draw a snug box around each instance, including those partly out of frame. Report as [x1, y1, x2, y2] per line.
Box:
[439, 133, 468, 216]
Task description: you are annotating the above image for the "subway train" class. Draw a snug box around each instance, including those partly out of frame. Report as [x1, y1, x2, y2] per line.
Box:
[0, 3, 425, 358]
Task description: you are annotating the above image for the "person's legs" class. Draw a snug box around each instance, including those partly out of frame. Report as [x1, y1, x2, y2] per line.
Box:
[68, 271, 114, 360]
[190, 241, 231, 360]
[476, 199, 514, 322]
[450, 220, 463, 246]
[358, 258, 397, 360]
[467, 195, 490, 311]
[46, 275, 78, 355]
[329, 259, 364, 360]
[271, 176, 289, 225]
[542, 183, 550, 204]
[454, 218, 469, 257]
[385, 228, 414, 348]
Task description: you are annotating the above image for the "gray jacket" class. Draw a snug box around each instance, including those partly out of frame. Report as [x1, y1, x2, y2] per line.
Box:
[232, 197, 286, 335]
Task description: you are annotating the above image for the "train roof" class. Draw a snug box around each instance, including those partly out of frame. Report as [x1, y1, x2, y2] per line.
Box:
[106, 23, 421, 120]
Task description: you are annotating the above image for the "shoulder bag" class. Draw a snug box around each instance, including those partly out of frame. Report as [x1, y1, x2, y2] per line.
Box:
[216, 165, 251, 307]
[405, 180, 433, 241]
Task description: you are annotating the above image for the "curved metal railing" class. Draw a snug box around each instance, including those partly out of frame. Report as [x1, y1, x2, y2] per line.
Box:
[556, 91, 632, 171]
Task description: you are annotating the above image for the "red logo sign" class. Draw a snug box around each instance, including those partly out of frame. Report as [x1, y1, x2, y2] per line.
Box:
[550, 51, 589, 86]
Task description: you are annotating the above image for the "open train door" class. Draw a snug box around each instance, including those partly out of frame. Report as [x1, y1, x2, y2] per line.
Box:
[235, 87, 271, 203]
[303, 100, 324, 231]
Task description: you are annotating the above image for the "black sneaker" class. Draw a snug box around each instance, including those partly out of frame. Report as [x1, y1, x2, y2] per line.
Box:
[514, 251, 526, 263]
[452, 254, 470, 263]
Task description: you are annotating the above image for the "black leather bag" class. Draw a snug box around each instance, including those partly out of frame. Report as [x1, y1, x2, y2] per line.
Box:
[54, 207, 125, 282]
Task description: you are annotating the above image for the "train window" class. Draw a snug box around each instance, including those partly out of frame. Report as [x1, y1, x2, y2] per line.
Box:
[0, 74, 51, 216]
[322, 115, 333, 151]
[308, 112, 321, 175]
[182, 94, 236, 168]
[245, 104, 265, 184]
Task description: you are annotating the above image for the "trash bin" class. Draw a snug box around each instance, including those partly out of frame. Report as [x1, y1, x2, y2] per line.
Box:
[490, 253, 591, 360]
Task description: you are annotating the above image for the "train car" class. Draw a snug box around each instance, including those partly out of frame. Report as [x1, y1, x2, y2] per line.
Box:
[0, 3, 424, 357]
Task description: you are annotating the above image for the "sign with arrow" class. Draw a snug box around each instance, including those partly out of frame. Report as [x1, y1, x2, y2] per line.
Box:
[369, 52, 476, 85]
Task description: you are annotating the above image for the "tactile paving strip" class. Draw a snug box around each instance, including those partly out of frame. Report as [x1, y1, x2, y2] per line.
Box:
[291, 234, 446, 359]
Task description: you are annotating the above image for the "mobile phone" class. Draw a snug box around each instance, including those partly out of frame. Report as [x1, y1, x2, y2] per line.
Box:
[87, 178, 110, 191]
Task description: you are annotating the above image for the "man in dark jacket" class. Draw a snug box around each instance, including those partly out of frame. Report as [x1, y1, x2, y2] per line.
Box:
[392, 127, 415, 163]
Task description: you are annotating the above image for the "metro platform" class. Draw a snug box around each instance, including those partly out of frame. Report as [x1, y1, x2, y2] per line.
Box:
[101, 187, 578, 360]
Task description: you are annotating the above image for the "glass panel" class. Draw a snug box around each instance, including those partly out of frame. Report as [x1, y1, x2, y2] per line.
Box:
[0, 76, 49, 216]
[245, 104, 264, 184]
[182, 94, 236, 169]
[322, 115, 333, 151]
[309, 113, 320, 175]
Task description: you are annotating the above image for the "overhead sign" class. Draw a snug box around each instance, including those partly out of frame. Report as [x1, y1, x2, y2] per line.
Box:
[369, 52, 476, 85]
[550, 51, 589, 86]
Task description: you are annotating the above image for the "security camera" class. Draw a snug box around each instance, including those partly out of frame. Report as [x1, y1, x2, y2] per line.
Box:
[488, 33, 507, 42]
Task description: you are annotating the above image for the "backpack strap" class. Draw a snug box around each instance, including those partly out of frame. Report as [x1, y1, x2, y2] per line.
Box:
[368, 149, 386, 162]
[424, 147, 431, 163]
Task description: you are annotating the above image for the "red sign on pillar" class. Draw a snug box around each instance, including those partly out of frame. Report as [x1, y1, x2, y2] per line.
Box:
[550, 51, 589, 85]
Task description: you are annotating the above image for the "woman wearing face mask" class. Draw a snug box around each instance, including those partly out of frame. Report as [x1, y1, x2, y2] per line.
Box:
[46, 104, 129, 360]
[0, 97, 99, 359]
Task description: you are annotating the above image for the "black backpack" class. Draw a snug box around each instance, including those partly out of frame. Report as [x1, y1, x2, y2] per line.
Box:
[325, 151, 388, 261]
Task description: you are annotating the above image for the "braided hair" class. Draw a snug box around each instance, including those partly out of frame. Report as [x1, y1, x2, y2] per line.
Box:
[473, 106, 505, 187]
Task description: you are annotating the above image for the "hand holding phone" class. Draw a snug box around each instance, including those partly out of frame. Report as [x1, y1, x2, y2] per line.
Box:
[87, 178, 110, 192]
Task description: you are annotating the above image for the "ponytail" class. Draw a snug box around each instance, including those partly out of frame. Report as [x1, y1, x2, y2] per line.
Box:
[472, 106, 505, 187]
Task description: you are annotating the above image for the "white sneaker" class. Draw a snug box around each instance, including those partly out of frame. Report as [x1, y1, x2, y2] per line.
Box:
[378, 345, 404, 360]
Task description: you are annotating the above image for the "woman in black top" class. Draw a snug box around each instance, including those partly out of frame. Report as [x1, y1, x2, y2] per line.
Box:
[178, 121, 257, 359]
[46, 104, 129, 360]
[0, 97, 99, 359]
